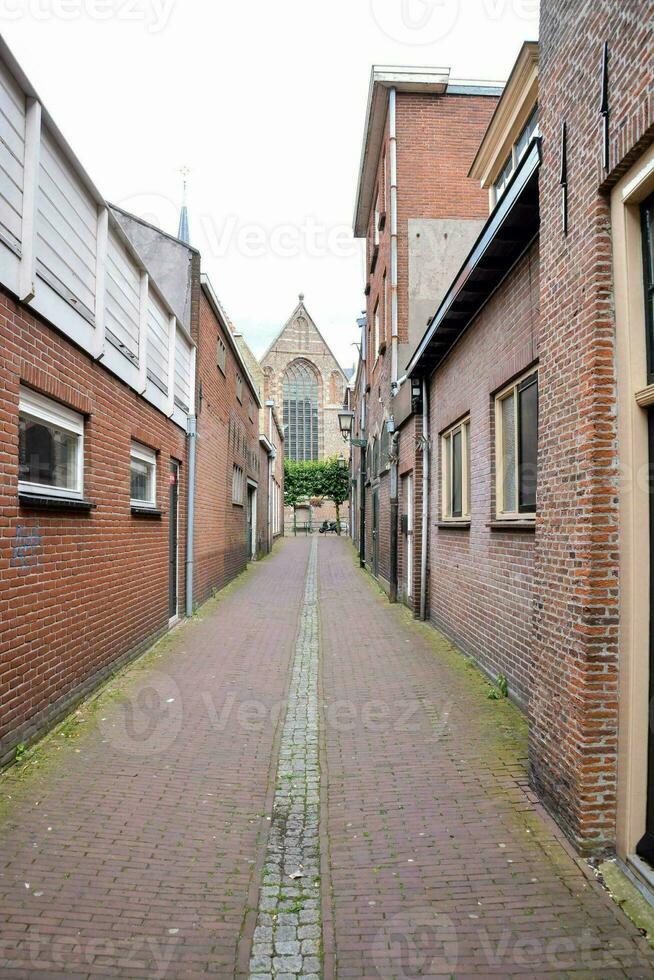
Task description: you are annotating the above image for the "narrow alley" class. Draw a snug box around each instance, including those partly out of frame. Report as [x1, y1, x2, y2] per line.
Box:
[1, 537, 652, 978]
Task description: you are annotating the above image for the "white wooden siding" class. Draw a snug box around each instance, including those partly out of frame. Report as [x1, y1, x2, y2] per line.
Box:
[174, 329, 192, 411]
[104, 227, 141, 361]
[147, 290, 169, 392]
[36, 128, 96, 314]
[0, 59, 25, 250]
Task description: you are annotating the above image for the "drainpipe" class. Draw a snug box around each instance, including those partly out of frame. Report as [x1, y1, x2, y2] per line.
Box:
[419, 378, 429, 621]
[389, 424, 399, 603]
[389, 87, 399, 396]
[185, 413, 197, 618]
[359, 444, 366, 569]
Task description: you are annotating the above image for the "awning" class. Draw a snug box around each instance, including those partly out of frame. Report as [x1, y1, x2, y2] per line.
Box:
[407, 137, 542, 378]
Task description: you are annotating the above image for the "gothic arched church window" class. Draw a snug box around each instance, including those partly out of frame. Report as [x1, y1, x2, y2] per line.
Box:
[283, 361, 319, 461]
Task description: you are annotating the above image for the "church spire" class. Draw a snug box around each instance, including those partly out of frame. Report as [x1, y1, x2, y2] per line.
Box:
[178, 166, 190, 244]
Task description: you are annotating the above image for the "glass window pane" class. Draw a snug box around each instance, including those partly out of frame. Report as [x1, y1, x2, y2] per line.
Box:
[444, 434, 451, 517]
[501, 393, 517, 513]
[283, 362, 319, 461]
[465, 421, 471, 517]
[19, 413, 78, 491]
[452, 429, 462, 518]
[518, 376, 538, 512]
[131, 458, 154, 503]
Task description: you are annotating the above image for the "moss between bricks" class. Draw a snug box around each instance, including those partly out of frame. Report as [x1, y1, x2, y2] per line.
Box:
[0, 549, 274, 815]
[599, 861, 654, 947]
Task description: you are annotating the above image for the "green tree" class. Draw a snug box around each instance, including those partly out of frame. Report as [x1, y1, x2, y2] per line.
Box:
[283, 457, 350, 534]
[314, 456, 350, 534]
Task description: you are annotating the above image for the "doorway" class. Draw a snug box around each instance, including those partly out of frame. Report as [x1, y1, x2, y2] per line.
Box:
[247, 482, 257, 560]
[406, 473, 414, 600]
[372, 488, 379, 577]
[169, 460, 179, 622]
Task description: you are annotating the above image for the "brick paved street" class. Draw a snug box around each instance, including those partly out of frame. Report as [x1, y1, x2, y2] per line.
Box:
[1, 536, 654, 978]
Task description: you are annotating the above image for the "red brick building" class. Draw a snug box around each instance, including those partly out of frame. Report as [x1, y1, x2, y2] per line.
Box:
[374, 3, 654, 883]
[351, 67, 501, 612]
[0, 39, 281, 764]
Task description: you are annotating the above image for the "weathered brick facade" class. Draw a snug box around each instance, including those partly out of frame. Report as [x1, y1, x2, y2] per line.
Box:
[429, 244, 540, 710]
[354, 72, 500, 605]
[0, 288, 188, 764]
[193, 289, 262, 607]
[533, 0, 654, 853]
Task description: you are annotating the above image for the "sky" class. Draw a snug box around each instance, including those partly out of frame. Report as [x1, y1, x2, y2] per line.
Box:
[1, 0, 539, 370]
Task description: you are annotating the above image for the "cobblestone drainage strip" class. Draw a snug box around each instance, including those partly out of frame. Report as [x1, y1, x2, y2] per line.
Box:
[249, 539, 322, 978]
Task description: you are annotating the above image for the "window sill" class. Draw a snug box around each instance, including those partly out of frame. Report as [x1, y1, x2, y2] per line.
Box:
[18, 492, 96, 512]
[487, 520, 535, 533]
[233, 501, 244, 507]
[131, 505, 163, 517]
[436, 521, 470, 530]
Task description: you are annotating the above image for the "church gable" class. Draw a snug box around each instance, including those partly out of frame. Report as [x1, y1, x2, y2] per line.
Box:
[261, 298, 347, 382]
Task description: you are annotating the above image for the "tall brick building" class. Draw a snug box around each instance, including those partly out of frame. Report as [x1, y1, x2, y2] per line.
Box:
[0, 40, 281, 764]
[351, 67, 502, 607]
[351, 2, 654, 883]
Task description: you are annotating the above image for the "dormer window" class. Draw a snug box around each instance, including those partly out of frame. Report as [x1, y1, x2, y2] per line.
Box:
[493, 107, 539, 202]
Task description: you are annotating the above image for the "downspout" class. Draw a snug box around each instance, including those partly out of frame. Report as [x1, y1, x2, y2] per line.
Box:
[419, 378, 429, 621]
[269, 407, 273, 551]
[185, 413, 197, 618]
[389, 426, 399, 603]
[389, 87, 399, 396]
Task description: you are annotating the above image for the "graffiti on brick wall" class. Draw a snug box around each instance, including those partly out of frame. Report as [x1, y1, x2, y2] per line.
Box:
[11, 525, 42, 568]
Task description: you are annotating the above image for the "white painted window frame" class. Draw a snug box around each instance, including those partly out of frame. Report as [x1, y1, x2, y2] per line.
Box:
[440, 415, 471, 521]
[130, 441, 157, 508]
[494, 368, 538, 520]
[18, 385, 84, 499]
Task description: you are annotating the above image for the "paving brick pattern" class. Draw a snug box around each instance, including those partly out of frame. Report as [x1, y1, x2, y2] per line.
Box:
[2, 535, 654, 979]
[0, 539, 310, 979]
[249, 538, 322, 979]
[317, 537, 654, 978]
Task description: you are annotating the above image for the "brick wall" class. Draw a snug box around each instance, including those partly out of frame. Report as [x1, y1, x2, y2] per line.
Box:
[534, 0, 654, 852]
[428, 244, 540, 709]
[193, 291, 261, 606]
[362, 90, 497, 598]
[0, 287, 188, 763]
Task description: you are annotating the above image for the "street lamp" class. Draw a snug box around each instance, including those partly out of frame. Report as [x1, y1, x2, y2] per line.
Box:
[338, 409, 355, 441]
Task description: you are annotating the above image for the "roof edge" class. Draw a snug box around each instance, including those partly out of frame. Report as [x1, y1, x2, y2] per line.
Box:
[200, 274, 262, 407]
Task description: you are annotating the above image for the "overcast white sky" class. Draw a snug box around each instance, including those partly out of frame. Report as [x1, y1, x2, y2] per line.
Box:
[1, 0, 538, 369]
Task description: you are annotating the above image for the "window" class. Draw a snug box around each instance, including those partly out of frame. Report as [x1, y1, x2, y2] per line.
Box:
[18, 387, 84, 499]
[216, 335, 227, 375]
[374, 188, 380, 246]
[130, 442, 157, 508]
[236, 372, 243, 403]
[232, 464, 244, 505]
[495, 370, 538, 517]
[493, 106, 539, 202]
[248, 397, 254, 422]
[383, 271, 388, 347]
[283, 361, 319, 461]
[642, 193, 654, 384]
[373, 300, 380, 358]
[441, 417, 471, 520]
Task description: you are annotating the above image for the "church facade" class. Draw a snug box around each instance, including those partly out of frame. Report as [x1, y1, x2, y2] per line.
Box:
[261, 298, 350, 463]
[261, 298, 351, 526]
